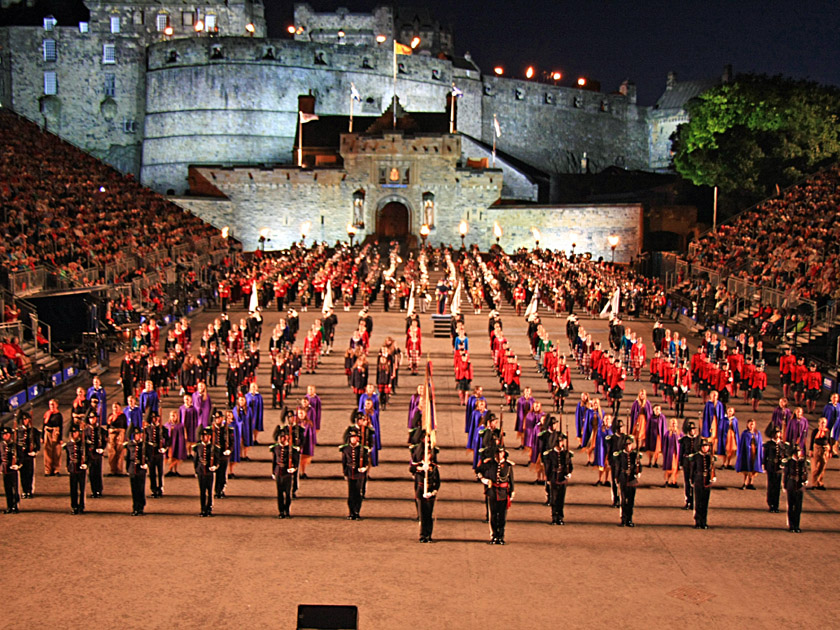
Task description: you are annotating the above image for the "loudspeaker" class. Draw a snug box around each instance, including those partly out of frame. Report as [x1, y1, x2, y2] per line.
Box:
[297, 604, 358, 630]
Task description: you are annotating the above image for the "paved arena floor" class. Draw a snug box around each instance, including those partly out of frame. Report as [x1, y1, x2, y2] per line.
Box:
[3, 298, 837, 629]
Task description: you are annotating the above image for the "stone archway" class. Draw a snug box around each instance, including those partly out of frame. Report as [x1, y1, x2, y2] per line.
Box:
[376, 201, 410, 239]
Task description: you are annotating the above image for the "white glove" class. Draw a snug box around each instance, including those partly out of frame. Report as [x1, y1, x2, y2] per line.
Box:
[223, 450, 231, 456]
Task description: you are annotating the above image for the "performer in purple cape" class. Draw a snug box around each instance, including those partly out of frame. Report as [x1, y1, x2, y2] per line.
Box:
[245, 382, 265, 444]
[465, 386, 485, 434]
[661, 417, 682, 487]
[164, 409, 187, 476]
[822, 392, 840, 434]
[784, 406, 809, 453]
[123, 396, 143, 432]
[769, 398, 793, 437]
[735, 418, 764, 489]
[305, 385, 323, 432]
[716, 407, 739, 468]
[583, 399, 603, 464]
[515, 387, 535, 448]
[629, 390, 653, 434]
[644, 403, 667, 468]
[179, 394, 199, 451]
[226, 408, 243, 477]
[192, 381, 212, 429]
[296, 406, 317, 479]
[701, 390, 725, 438]
[574, 392, 589, 449]
[407, 384, 423, 429]
[592, 413, 614, 486]
[524, 400, 545, 464]
[468, 399, 488, 452]
[233, 395, 254, 459]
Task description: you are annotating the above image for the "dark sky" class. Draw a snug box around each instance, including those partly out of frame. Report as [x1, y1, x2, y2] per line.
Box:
[265, 0, 840, 105]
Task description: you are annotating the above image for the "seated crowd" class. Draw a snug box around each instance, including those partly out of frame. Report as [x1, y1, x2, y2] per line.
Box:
[0, 109, 220, 285]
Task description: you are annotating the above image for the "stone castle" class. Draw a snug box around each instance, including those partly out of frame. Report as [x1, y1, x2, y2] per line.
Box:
[0, 1, 717, 254]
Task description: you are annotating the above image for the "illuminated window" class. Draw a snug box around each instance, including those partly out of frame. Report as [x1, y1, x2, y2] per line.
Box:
[43, 71, 57, 95]
[110, 16, 120, 34]
[156, 13, 169, 32]
[43, 39, 56, 62]
[104, 73, 116, 97]
[102, 44, 116, 64]
[205, 14, 217, 31]
[43, 16, 57, 31]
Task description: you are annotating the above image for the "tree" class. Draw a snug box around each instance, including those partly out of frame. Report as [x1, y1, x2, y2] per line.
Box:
[672, 74, 840, 206]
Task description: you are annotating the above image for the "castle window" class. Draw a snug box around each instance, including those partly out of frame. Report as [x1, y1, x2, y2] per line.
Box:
[156, 13, 169, 32]
[205, 14, 217, 32]
[79, 22, 89, 33]
[210, 46, 223, 60]
[314, 51, 327, 65]
[515, 88, 524, 100]
[422, 192, 435, 228]
[104, 73, 116, 97]
[43, 71, 57, 95]
[432, 69, 441, 81]
[102, 44, 116, 64]
[573, 96, 582, 108]
[362, 57, 372, 69]
[544, 93, 554, 105]
[262, 47, 275, 60]
[483, 85, 493, 96]
[43, 39, 57, 62]
[182, 12, 194, 27]
[398, 62, 407, 74]
[600, 100, 610, 112]
[43, 16, 57, 31]
[166, 50, 178, 64]
[110, 16, 120, 34]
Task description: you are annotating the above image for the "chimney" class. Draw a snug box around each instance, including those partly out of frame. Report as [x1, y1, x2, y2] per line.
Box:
[721, 64, 733, 84]
[666, 71, 677, 89]
[619, 80, 637, 104]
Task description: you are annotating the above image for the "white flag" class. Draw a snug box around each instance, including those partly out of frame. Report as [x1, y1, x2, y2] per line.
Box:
[450, 281, 462, 315]
[322, 279, 333, 314]
[350, 83, 361, 102]
[406, 281, 415, 317]
[249, 279, 259, 313]
[493, 114, 501, 138]
[300, 111, 319, 123]
[451, 84, 464, 98]
[599, 287, 620, 318]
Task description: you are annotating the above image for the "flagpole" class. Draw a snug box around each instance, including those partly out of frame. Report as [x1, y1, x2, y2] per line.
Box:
[392, 41, 398, 129]
[449, 94, 455, 134]
[297, 111, 303, 168]
[349, 92, 354, 133]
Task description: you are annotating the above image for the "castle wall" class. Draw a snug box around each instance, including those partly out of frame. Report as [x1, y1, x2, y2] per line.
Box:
[483, 204, 643, 263]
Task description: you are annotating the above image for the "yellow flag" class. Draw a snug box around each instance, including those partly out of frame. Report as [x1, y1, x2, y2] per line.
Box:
[394, 41, 413, 56]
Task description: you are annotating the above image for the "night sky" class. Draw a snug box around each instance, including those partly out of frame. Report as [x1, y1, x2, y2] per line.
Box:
[265, 0, 840, 105]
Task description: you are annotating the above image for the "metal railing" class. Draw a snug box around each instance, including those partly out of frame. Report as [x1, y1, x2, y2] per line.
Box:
[7, 267, 46, 295]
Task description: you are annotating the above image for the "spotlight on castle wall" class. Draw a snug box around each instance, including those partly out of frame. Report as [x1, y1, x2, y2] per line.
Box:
[164, 25, 173, 37]
[287, 25, 296, 34]
[194, 19, 204, 33]
[245, 23, 255, 36]
[577, 77, 587, 87]
[525, 66, 535, 79]
[376, 34, 387, 43]
[551, 71, 562, 81]
[337, 29, 345, 38]
[494, 66, 503, 76]
[410, 36, 421, 49]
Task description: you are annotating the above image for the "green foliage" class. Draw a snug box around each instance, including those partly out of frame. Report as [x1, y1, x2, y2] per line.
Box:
[672, 74, 840, 200]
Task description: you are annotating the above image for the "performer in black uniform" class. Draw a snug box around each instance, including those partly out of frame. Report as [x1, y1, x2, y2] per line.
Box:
[762, 427, 785, 513]
[212, 411, 234, 499]
[605, 417, 627, 508]
[15, 411, 40, 499]
[144, 412, 169, 498]
[63, 425, 90, 515]
[678, 421, 701, 510]
[617, 436, 641, 527]
[1, 426, 21, 513]
[543, 432, 573, 525]
[125, 427, 148, 516]
[409, 438, 441, 542]
[193, 427, 218, 517]
[85, 410, 108, 498]
[340, 428, 370, 520]
[689, 438, 715, 529]
[478, 448, 515, 544]
[270, 426, 300, 519]
[783, 446, 809, 533]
